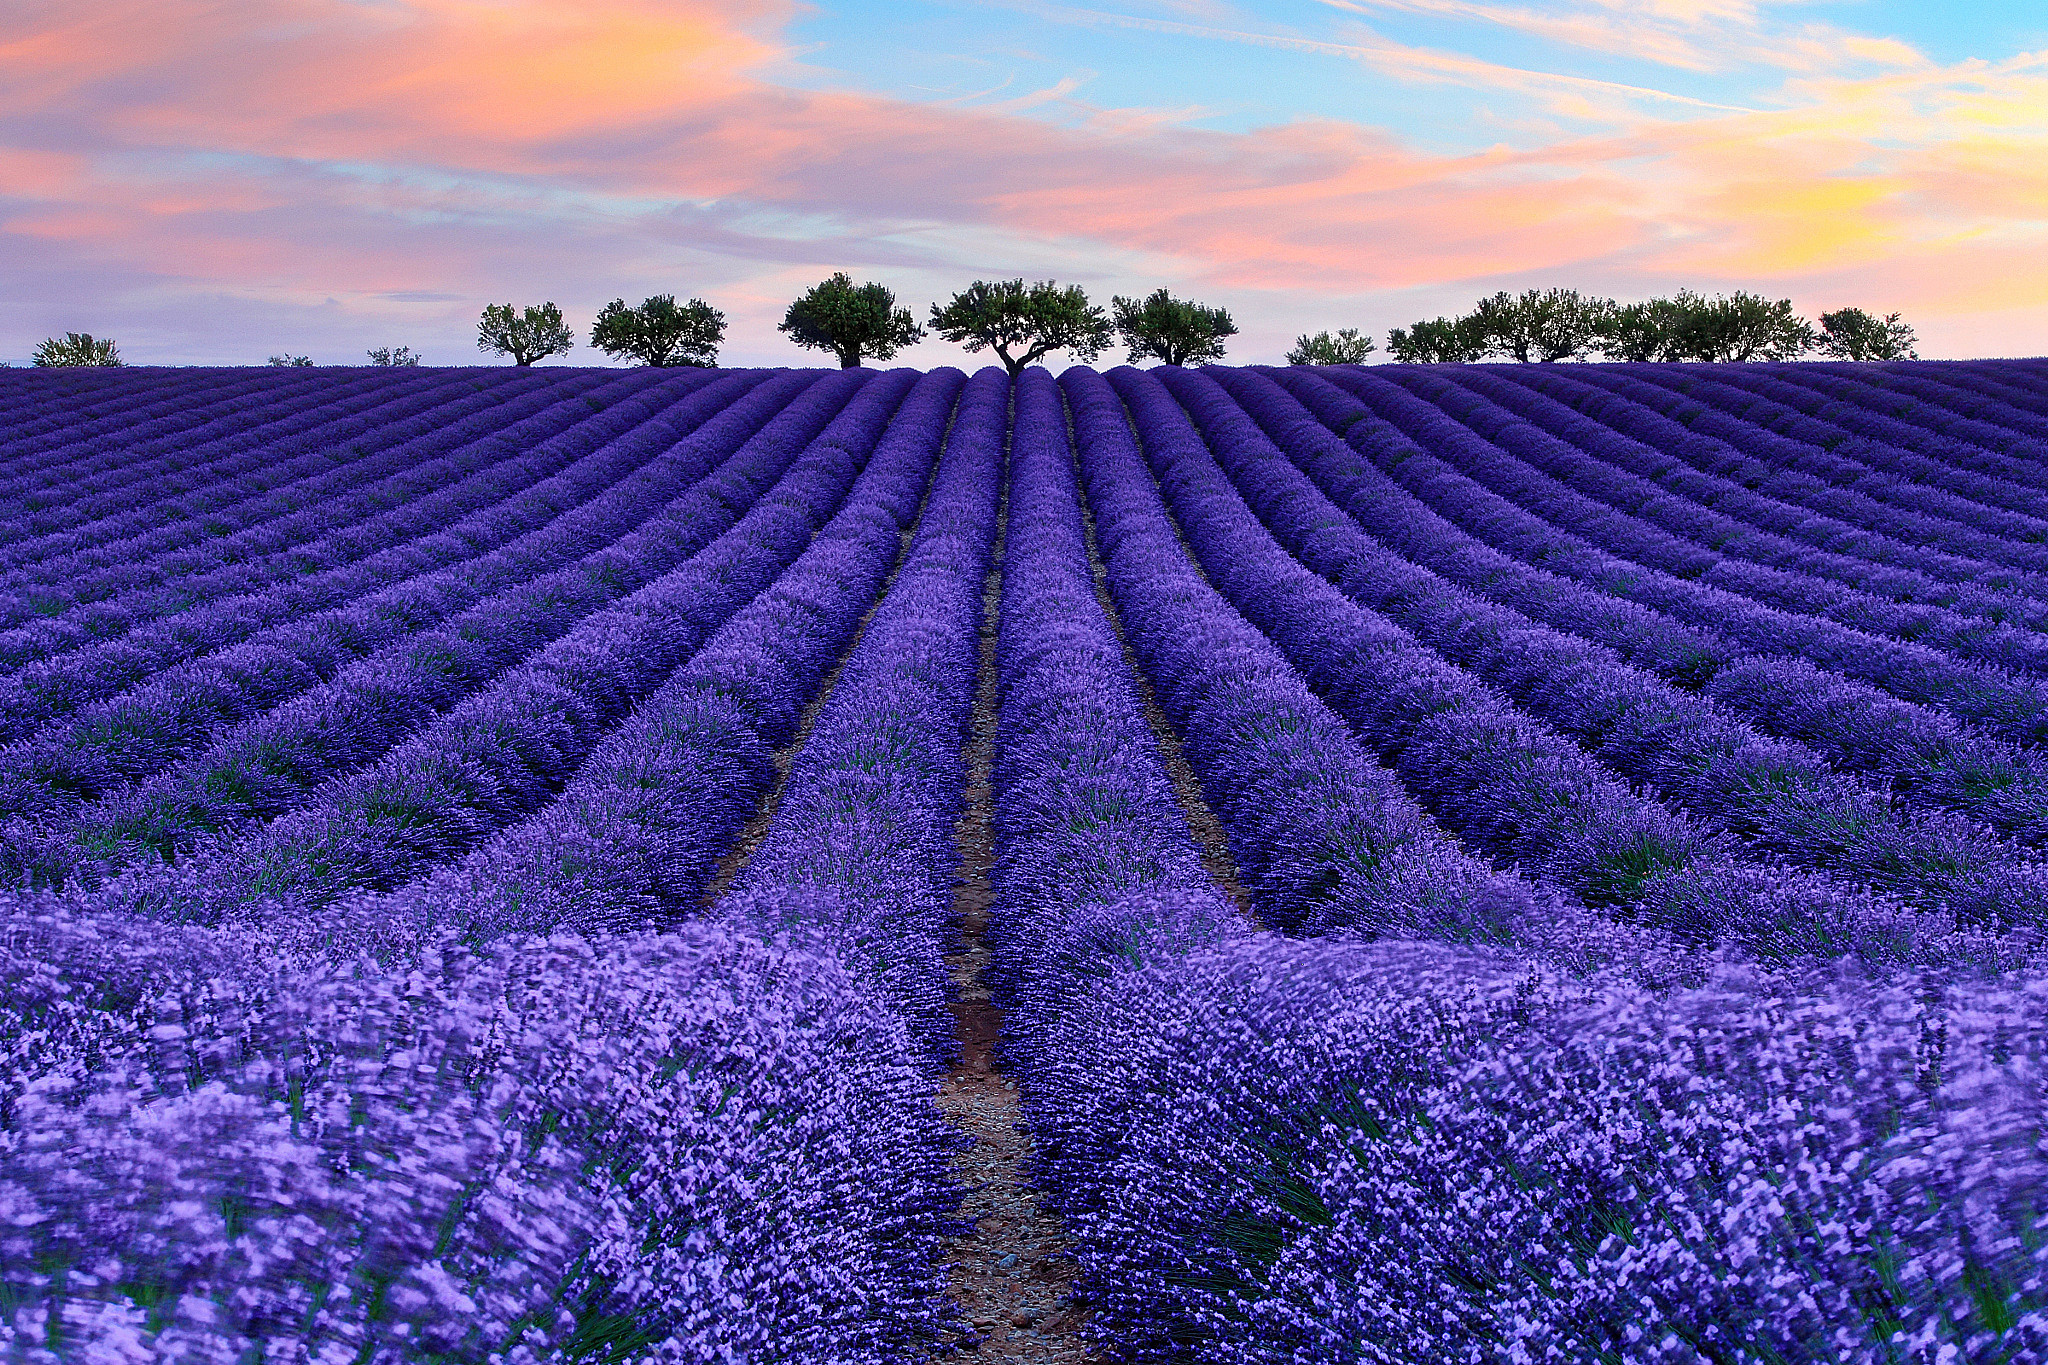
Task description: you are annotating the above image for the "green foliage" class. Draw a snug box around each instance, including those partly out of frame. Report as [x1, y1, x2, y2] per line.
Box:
[33, 333, 122, 367]
[1597, 296, 1697, 362]
[267, 354, 313, 367]
[928, 278, 1111, 374]
[477, 302, 575, 366]
[1110, 288, 1237, 366]
[365, 346, 422, 367]
[1818, 307, 1918, 361]
[1285, 328, 1377, 365]
[778, 273, 923, 368]
[1469, 288, 1612, 362]
[1384, 287, 1850, 365]
[1385, 316, 1490, 364]
[589, 296, 726, 367]
[1680, 290, 1816, 362]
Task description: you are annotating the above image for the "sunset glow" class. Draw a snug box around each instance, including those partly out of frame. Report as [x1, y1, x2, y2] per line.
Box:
[5, 0, 2045, 364]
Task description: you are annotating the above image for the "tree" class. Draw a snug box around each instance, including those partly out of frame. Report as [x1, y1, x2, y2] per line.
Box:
[267, 354, 313, 367]
[1285, 328, 1377, 365]
[1817, 307, 1917, 361]
[1469, 288, 1612, 362]
[928, 279, 1111, 375]
[1110, 288, 1236, 366]
[1681, 291, 1815, 362]
[779, 273, 923, 368]
[1385, 316, 1489, 364]
[590, 296, 726, 367]
[1596, 296, 1696, 362]
[366, 345, 422, 367]
[477, 302, 574, 366]
[33, 333, 122, 367]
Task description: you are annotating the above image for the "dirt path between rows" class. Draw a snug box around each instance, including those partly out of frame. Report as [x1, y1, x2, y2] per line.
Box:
[1070, 444, 1251, 917]
[700, 475, 933, 907]
[932, 451, 1095, 1363]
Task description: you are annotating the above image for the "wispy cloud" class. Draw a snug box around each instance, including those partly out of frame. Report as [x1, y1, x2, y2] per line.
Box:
[1, 0, 2044, 364]
[1317, 0, 1930, 76]
[1006, 0, 1754, 115]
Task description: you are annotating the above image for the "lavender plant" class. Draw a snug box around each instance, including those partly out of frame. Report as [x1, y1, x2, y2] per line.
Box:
[9, 359, 2048, 1362]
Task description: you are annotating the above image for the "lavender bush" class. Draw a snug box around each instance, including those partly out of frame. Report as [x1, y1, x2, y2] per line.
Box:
[8, 360, 2048, 1360]
[0, 906, 961, 1361]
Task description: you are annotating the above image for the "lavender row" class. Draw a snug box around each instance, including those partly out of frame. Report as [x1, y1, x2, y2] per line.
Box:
[1062, 365, 1609, 953]
[1868, 361, 2048, 436]
[0, 369, 494, 573]
[0, 372, 667, 648]
[1198, 367, 2048, 962]
[0, 370, 807, 880]
[370, 367, 965, 951]
[1264, 366, 2048, 833]
[0, 368, 578, 595]
[0, 370, 482, 547]
[85, 368, 892, 928]
[0, 365, 298, 452]
[1236, 369, 2048, 930]
[1700, 362, 2048, 480]
[985, 366, 1241, 1060]
[0, 367, 189, 439]
[1313, 367, 2048, 747]
[0, 388, 652, 676]
[0, 375, 970, 1359]
[0, 370, 609, 618]
[991, 395, 2045, 1353]
[979, 370, 1258, 1355]
[1029, 934, 2048, 1360]
[0, 368, 349, 490]
[0, 372, 776, 747]
[1506, 363, 2048, 605]
[1169, 369, 2045, 958]
[1465, 364, 2048, 631]
[28, 368, 882, 904]
[1562, 365, 2048, 580]
[1657, 361, 2048, 502]
[716, 366, 1010, 1068]
[0, 369, 331, 500]
[1132, 367, 1756, 900]
[1399, 365, 2048, 667]
[1797, 362, 2048, 453]
[0, 902, 962, 1360]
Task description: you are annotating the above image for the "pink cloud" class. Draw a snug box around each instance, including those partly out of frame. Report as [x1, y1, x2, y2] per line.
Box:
[2, 0, 2045, 363]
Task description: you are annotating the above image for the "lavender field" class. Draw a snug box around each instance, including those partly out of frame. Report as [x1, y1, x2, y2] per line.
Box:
[4, 357, 2048, 1362]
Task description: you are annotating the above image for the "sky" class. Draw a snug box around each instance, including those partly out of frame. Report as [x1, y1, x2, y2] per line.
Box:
[3, 0, 2046, 367]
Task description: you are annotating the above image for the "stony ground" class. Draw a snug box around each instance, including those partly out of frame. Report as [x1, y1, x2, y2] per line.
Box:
[930, 504, 1096, 1362]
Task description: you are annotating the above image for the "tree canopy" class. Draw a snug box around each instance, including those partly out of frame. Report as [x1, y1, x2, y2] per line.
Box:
[1285, 329, 1376, 365]
[1683, 291, 1815, 362]
[1597, 297, 1697, 362]
[1383, 288, 1892, 364]
[34, 333, 122, 367]
[1111, 288, 1236, 367]
[780, 274, 924, 368]
[366, 346, 422, 367]
[477, 303, 574, 366]
[1469, 288, 1612, 363]
[1818, 307, 1918, 361]
[928, 279, 1111, 375]
[591, 296, 726, 367]
[1385, 317, 1490, 364]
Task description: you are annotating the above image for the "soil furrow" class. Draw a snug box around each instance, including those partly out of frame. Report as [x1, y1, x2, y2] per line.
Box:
[935, 422, 1093, 1362]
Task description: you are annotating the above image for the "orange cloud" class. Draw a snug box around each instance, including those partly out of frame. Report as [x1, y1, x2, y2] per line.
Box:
[2, 0, 2046, 363]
